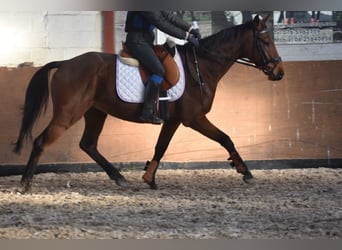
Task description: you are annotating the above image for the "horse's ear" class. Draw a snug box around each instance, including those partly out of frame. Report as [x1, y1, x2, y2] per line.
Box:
[262, 14, 270, 26]
[253, 15, 262, 29]
[253, 15, 261, 25]
[253, 14, 270, 30]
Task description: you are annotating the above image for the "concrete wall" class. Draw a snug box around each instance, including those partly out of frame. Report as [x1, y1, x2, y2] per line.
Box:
[0, 11, 102, 66]
[2, 11, 342, 65]
[1, 61, 341, 166]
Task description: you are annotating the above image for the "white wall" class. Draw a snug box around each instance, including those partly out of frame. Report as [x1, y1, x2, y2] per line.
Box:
[114, 11, 126, 54]
[0, 11, 102, 67]
[0, 11, 341, 67]
[277, 43, 342, 62]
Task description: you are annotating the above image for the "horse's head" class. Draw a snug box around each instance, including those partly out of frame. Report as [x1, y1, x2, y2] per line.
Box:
[242, 15, 284, 81]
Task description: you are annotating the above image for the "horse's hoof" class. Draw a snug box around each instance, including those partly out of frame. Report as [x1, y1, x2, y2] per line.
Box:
[142, 176, 158, 190]
[16, 185, 32, 194]
[243, 175, 256, 185]
[115, 176, 129, 188]
[19, 180, 33, 194]
[147, 181, 158, 190]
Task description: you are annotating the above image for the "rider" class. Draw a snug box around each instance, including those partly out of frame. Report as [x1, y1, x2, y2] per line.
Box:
[124, 11, 201, 124]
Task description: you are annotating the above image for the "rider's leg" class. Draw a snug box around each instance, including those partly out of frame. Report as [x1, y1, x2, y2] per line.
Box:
[125, 42, 166, 124]
[140, 74, 164, 124]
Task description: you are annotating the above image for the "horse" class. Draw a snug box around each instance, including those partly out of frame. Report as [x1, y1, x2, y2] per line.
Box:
[13, 15, 284, 192]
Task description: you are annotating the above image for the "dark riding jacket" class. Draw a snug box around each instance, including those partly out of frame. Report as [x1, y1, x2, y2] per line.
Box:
[124, 11, 193, 81]
[125, 11, 192, 44]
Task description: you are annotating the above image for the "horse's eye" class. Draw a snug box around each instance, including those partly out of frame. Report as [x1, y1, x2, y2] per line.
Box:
[263, 41, 270, 47]
[258, 37, 270, 47]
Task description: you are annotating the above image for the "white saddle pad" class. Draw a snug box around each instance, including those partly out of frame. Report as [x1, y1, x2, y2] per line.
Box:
[116, 50, 185, 103]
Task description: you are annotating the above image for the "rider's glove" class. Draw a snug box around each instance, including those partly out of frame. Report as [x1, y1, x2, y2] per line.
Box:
[187, 34, 200, 48]
[190, 28, 201, 39]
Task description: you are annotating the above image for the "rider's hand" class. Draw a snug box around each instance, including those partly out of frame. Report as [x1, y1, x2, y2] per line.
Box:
[187, 34, 200, 48]
[190, 28, 201, 39]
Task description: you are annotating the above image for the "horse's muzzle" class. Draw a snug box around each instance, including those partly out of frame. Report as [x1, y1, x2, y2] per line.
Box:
[269, 69, 284, 81]
[267, 58, 284, 81]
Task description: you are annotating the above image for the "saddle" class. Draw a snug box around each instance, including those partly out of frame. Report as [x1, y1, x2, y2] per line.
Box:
[119, 42, 180, 91]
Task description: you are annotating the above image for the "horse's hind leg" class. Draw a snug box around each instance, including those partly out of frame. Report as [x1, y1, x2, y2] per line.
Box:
[21, 122, 70, 193]
[79, 107, 128, 188]
[189, 115, 255, 184]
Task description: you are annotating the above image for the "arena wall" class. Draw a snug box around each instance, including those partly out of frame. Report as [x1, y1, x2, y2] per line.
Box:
[0, 60, 341, 168]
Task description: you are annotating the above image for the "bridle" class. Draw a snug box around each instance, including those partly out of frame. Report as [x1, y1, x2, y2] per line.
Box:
[184, 24, 282, 105]
[246, 28, 282, 77]
[198, 27, 282, 78]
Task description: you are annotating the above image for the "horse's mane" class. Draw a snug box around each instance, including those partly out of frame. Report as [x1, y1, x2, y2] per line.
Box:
[200, 20, 254, 50]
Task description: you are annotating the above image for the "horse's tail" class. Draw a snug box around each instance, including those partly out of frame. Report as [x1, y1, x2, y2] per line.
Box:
[13, 61, 62, 154]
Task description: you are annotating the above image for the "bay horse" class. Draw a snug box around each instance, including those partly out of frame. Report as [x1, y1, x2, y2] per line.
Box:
[14, 15, 284, 192]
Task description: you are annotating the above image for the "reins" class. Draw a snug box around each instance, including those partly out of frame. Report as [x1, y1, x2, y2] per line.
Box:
[191, 46, 206, 107]
[183, 45, 206, 108]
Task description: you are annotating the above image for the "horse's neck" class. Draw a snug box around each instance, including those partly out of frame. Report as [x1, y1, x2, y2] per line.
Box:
[197, 26, 246, 84]
[198, 43, 241, 87]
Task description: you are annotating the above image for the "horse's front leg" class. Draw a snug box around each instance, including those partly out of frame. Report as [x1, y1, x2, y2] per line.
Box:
[189, 115, 255, 184]
[143, 121, 181, 189]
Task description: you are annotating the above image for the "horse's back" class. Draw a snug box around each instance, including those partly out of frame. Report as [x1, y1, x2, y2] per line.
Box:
[52, 52, 116, 84]
[49, 52, 116, 108]
[59, 52, 115, 71]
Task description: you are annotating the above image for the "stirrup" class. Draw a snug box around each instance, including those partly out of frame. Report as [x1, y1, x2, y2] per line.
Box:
[140, 114, 164, 124]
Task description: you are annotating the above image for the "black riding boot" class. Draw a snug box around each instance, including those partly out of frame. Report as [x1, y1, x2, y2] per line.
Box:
[140, 80, 164, 124]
